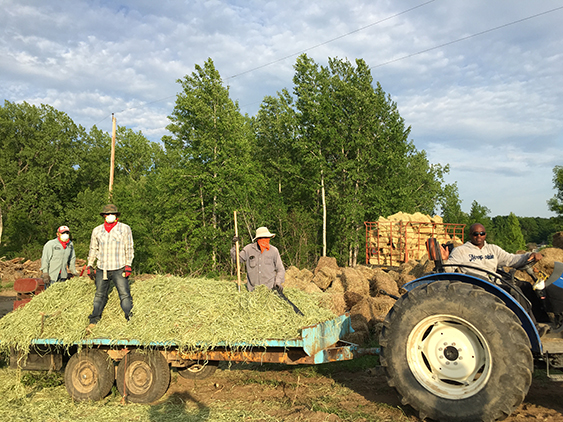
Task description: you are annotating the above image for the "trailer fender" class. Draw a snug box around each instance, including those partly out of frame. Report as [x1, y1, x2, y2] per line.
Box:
[403, 273, 542, 353]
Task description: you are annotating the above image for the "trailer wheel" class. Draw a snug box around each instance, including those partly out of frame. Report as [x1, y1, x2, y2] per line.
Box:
[380, 280, 533, 422]
[178, 360, 219, 380]
[64, 349, 115, 401]
[116, 350, 170, 403]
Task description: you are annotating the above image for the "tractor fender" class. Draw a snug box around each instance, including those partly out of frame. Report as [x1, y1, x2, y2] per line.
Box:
[403, 273, 542, 353]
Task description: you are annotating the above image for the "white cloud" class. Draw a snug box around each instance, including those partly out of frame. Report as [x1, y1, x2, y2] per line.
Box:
[1, 0, 562, 217]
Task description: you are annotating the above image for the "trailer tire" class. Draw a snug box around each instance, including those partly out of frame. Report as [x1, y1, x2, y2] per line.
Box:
[116, 350, 170, 403]
[64, 349, 115, 401]
[380, 280, 533, 422]
[178, 360, 219, 380]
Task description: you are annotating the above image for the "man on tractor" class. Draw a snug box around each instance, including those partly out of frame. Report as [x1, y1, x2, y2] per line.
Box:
[443, 222, 557, 334]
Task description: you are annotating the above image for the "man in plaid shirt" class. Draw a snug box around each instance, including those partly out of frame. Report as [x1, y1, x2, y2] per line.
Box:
[86, 204, 134, 326]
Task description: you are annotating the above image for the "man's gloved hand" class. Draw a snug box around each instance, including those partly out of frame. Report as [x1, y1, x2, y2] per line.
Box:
[274, 284, 284, 294]
[86, 266, 96, 280]
[41, 273, 50, 284]
[123, 265, 132, 278]
[232, 235, 241, 245]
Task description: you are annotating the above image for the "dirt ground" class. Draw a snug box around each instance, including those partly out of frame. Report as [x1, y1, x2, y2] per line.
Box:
[0, 290, 16, 318]
[161, 360, 563, 422]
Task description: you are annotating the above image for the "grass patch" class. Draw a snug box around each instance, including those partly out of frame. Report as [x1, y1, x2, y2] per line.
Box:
[20, 371, 64, 388]
[0, 281, 14, 291]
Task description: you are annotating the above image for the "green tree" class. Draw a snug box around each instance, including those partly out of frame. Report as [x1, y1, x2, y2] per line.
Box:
[253, 92, 319, 268]
[518, 217, 539, 246]
[494, 213, 525, 252]
[163, 58, 257, 274]
[548, 165, 563, 217]
[438, 183, 466, 224]
[288, 55, 449, 266]
[0, 101, 85, 256]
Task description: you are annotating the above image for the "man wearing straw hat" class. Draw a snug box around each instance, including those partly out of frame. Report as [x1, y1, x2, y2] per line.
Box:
[231, 226, 286, 292]
[40, 225, 77, 288]
[86, 204, 134, 327]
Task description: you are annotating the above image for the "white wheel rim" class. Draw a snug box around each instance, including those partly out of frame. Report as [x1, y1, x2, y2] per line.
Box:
[407, 315, 491, 399]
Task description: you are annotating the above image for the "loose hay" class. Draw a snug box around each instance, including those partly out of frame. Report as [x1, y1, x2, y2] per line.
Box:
[0, 276, 336, 357]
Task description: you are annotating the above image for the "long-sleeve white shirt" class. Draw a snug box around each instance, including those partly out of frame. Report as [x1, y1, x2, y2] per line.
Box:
[445, 241, 530, 278]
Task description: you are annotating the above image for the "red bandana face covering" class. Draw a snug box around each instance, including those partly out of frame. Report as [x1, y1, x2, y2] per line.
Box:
[58, 238, 70, 249]
[257, 238, 270, 253]
[104, 220, 118, 232]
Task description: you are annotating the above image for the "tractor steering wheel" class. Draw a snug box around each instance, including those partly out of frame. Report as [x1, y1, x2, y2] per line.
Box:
[514, 256, 538, 274]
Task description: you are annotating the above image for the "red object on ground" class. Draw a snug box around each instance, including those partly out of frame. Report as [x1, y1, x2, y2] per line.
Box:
[13, 278, 45, 311]
[13, 298, 32, 310]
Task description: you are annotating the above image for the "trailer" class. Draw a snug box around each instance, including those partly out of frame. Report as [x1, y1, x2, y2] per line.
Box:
[10, 313, 374, 403]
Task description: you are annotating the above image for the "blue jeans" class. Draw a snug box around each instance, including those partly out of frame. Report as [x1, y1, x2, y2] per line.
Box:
[88, 268, 133, 324]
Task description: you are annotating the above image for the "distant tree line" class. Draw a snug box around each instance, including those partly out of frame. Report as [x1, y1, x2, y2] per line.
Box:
[1, 55, 561, 275]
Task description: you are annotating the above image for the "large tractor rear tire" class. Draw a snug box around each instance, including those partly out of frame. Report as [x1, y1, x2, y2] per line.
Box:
[380, 280, 533, 422]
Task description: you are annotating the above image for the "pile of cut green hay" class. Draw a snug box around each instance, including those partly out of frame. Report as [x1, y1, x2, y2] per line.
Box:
[0, 276, 336, 356]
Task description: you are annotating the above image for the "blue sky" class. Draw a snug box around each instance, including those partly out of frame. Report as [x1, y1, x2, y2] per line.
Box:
[2, 0, 562, 218]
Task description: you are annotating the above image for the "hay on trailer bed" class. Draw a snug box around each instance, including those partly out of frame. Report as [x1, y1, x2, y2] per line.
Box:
[0, 276, 336, 357]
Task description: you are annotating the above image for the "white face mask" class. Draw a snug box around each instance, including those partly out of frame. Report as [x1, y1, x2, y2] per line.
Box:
[60, 233, 70, 242]
[105, 214, 117, 224]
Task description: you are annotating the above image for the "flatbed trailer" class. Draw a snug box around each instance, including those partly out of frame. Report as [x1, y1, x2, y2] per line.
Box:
[10, 313, 375, 403]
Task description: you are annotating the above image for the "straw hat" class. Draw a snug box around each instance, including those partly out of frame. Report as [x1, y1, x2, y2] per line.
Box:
[253, 226, 275, 241]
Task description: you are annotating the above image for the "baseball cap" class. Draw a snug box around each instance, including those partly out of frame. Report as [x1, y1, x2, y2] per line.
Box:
[58, 225, 70, 234]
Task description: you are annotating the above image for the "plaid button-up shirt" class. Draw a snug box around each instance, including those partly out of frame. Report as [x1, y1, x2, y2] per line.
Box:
[87, 222, 134, 270]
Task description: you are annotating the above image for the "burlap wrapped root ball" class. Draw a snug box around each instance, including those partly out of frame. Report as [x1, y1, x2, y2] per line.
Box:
[372, 269, 399, 298]
[284, 266, 323, 294]
[312, 266, 338, 291]
[343, 296, 396, 345]
[314, 256, 339, 275]
[514, 248, 563, 283]
[409, 257, 436, 279]
[341, 267, 369, 296]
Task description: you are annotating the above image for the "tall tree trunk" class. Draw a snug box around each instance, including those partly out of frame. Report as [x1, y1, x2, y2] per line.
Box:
[211, 103, 218, 270]
[200, 183, 205, 224]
